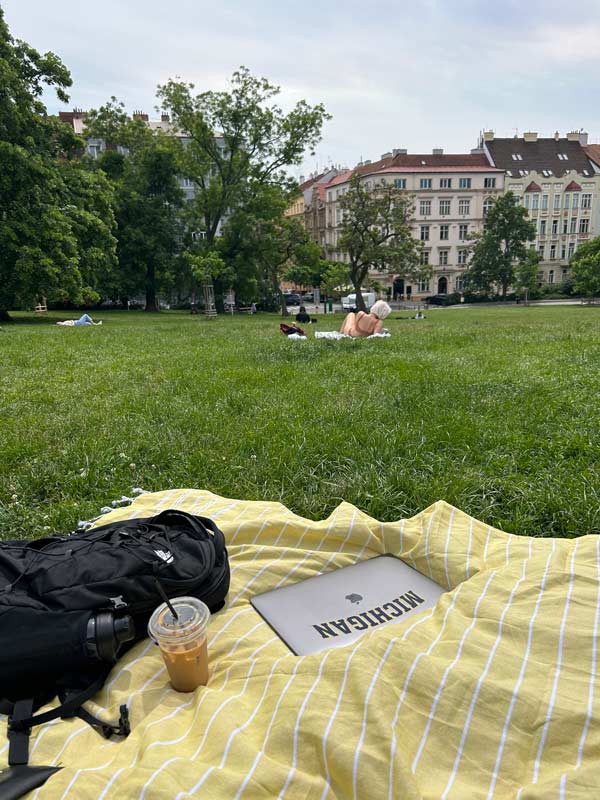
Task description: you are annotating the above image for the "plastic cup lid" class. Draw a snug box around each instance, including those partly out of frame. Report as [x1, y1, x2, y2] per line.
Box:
[148, 596, 210, 643]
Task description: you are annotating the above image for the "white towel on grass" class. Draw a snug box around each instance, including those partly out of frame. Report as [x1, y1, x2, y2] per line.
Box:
[315, 331, 390, 340]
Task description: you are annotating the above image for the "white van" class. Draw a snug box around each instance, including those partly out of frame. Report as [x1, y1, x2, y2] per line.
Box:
[341, 292, 376, 311]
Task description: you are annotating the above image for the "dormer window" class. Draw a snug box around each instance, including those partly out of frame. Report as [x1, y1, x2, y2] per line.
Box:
[511, 153, 523, 161]
[557, 153, 569, 161]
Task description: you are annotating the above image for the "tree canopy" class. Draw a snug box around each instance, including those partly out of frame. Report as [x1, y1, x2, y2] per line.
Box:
[0, 8, 117, 319]
[570, 236, 600, 301]
[86, 102, 185, 311]
[157, 68, 330, 248]
[335, 174, 423, 310]
[464, 192, 536, 298]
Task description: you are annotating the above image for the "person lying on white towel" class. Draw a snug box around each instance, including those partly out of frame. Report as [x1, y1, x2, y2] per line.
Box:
[340, 300, 391, 337]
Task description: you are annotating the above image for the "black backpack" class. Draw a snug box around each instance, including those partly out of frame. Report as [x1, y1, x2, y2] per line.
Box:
[0, 509, 230, 777]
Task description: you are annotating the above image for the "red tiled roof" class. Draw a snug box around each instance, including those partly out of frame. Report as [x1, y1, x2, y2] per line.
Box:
[564, 180, 582, 192]
[525, 181, 542, 192]
[583, 144, 600, 167]
[298, 173, 324, 192]
[324, 153, 499, 186]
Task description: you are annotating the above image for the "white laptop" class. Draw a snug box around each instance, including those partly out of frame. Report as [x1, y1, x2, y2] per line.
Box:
[251, 554, 446, 655]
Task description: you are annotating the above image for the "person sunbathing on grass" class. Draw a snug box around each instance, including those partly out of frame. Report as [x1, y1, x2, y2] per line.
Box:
[56, 314, 102, 327]
[340, 300, 391, 337]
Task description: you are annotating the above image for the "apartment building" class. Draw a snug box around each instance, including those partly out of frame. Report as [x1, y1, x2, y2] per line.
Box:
[324, 150, 504, 299]
[483, 131, 600, 285]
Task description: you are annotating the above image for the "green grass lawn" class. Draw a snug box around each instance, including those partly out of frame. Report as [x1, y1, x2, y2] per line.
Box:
[2, 305, 600, 540]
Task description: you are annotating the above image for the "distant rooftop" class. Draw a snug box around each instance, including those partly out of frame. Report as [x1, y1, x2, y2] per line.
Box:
[484, 132, 595, 178]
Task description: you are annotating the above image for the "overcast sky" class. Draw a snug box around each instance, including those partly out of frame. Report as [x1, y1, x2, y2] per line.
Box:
[4, 0, 600, 178]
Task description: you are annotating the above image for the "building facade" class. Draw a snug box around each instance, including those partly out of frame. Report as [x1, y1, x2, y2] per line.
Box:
[483, 131, 600, 285]
[323, 151, 504, 299]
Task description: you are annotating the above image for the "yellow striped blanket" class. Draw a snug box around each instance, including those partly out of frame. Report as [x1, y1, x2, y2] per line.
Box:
[3, 490, 599, 799]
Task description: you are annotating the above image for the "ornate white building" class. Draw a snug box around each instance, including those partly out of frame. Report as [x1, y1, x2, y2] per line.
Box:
[483, 131, 600, 285]
[323, 149, 504, 299]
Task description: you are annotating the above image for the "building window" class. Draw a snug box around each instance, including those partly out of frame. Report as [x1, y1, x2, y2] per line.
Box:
[439, 199, 451, 215]
[542, 194, 549, 210]
[538, 244, 545, 258]
[582, 193, 592, 209]
[550, 244, 556, 260]
[459, 223, 469, 239]
[335, 208, 341, 223]
[456, 276, 465, 291]
[87, 144, 101, 158]
[420, 250, 430, 265]
[532, 194, 539, 210]
[511, 153, 523, 161]
[572, 193, 579, 209]
[418, 278, 430, 292]
[484, 177, 496, 188]
[568, 242, 575, 257]
[561, 245, 566, 260]
[552, 219, 558, 235]
[459, 178, 472, 189]
[440, 178, 452, 188]
[562, 218, 568, 234]
[579, 218, 590, 233]
[439, 250, 449, 266]
[420, 178, 432, 189]
[458, 249, 468, 265]
[524, 194, 530, 209]
[394, 178, 406, 189]
[182, 177, 194, 188]
[459, 199, 470, 215]
[562, 268, 568, 279]
[553, 194, 561, 210]
[420, 200, 431, 216]
[570, 218, 577, 233]
[539, 219, 546, 235]
[564, 193, 570, 209]
[483, 198, 493, 216]
[548, 270, 554, 283]
[439, 224, 449, 240]
[420, 225, 430, 241]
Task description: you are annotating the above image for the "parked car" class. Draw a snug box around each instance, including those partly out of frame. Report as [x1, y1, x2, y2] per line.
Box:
[425, 293, 460, 306]
[302, 292, 314, 303]
[284, 293, 302, 306]
[341, 292, 376, 311]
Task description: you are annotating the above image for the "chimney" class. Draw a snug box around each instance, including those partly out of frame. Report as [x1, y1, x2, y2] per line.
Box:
[381, 152, 393, 160]
[161, 113, 170, 123]
[133, 110, 149, 122]
[554, 130, 560, 141]
[299, 175, 305, 184]
[483, 131, 494, 141]
[523, 131, 538, 142]
[432, 148, 443, 155]
[392, 148, 408, 156]
[566, 130, 588, 144]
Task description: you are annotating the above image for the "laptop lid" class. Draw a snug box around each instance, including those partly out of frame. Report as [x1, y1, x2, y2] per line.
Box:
[251, 554, 446, 655]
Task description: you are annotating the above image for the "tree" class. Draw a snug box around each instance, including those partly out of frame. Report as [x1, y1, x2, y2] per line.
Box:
[570, 236, 600, 302]
[0, 9, 116, 319]
[464, 192, 536, 298]
[156, 67, 330, 250]
[86, 101, 185, 311]
[514, 248, 540, 305]
[335, 174, 423, 311]
[257, 217, 321, 316]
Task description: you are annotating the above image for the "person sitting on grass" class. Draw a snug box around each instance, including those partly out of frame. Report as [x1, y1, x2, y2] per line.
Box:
[340, 300, 391, 337]
[295, 305, 311, 324]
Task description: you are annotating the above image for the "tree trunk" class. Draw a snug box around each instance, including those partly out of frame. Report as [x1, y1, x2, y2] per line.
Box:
[145, 263, 159, 312]
[524, 288, 529, 306]
[354, 284, 366, 312]
[280, 291, 289, 317]
[0, 309, 12, 322]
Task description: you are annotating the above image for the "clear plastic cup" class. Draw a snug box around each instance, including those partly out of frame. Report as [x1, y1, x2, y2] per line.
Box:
[148, 596, 211, 692]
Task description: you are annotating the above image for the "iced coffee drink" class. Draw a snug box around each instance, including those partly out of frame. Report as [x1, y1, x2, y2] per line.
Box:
[148, 596, 210, 692]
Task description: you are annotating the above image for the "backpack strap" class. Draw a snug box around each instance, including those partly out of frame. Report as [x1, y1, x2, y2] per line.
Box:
[5, 668, 130, 766]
